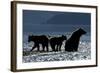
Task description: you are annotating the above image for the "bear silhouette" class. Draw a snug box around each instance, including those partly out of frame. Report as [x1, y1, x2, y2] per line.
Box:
[28, 35, 49, 52]
[65, 28, 86, 52]
[50, 35, 66, 51]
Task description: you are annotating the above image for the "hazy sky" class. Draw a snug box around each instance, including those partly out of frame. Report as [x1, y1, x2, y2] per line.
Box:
[23, 10, 91, 35]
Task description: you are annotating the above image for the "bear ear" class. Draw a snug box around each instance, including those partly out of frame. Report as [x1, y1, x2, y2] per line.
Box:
[62, 35, 64, 37]
[62, 35, 66, 38]
[78, 28, 84, 31]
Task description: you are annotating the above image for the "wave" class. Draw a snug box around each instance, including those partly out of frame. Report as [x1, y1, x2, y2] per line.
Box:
[23, 41, 91, 63]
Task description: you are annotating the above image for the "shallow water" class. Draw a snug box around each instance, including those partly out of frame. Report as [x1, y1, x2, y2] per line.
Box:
[22, 34, 91, 63]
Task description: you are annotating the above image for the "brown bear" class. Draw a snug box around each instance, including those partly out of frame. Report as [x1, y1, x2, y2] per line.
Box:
[50, 35, 66, 51]
[65, 28, 86, 52]
[28, 35, 49, 52]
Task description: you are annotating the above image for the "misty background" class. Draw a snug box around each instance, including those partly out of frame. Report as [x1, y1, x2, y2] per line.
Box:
[23, 10, 91, 35]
